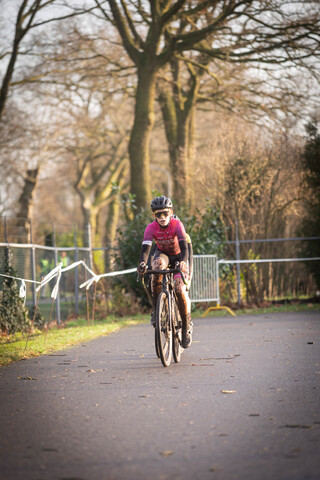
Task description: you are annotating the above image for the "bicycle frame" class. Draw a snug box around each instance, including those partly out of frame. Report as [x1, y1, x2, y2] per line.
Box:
[143, 267, 187, 366]
[146, 267, 186, 325]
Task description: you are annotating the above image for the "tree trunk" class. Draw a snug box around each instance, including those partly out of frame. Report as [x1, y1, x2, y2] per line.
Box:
[77, 192, 95, 248]
[187, 107, 196, 208]
[16, 167, 39, 242]
[104, 193, 121, 271]
[129, 64, 157, 209]
[158, 88, 195, 207]
[175, 111, 192, 206]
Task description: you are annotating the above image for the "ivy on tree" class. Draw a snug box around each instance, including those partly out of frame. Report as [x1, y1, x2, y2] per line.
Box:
[0, 249, 30, 334]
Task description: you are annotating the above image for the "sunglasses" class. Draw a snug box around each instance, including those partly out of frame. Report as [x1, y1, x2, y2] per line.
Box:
[154, 210, 170, 218]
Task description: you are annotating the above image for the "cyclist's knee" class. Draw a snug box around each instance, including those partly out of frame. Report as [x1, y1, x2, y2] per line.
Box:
[151, 258, 166, 294]
[152, 257, 166, 270]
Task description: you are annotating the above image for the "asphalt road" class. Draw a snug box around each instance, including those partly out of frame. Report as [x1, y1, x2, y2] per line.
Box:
[0, 311, 319, 480]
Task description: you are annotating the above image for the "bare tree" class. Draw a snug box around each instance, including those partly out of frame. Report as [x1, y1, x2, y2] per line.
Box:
[0, 100, 59, 242]
[0, 0, 98, 121]
[157, 47, 315, 208]
[25, 24, 133, 248]
[92, 0, 320, 209]
[198, 114, 305, 303]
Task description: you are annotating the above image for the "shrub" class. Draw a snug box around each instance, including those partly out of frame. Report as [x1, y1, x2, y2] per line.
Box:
[0, 249, 31, 334]
[28, 305, 45, 330]
[115, 205, 153, 307]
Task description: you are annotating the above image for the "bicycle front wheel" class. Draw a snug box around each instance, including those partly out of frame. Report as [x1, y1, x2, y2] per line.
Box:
[172, 302, 183, 363]
[156, 292, 172, 367]
[155, 325, 160, 358]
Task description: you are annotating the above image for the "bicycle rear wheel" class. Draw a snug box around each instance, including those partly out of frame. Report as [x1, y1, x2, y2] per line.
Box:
[172, 302, 183, 363]
[155, 326, 160, 358]
[156, 292, 172, 367]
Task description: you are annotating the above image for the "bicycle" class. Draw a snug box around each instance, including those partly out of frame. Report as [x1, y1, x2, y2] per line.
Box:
[143, 264, 188, 367]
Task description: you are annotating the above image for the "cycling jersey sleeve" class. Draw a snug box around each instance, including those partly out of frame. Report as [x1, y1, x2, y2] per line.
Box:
[142, 223, 154, 246]
[139, 243, 151, 265]
[175, 220, 187, 242]
[179, 238, 188, 264]
[139, 223, 154, 265]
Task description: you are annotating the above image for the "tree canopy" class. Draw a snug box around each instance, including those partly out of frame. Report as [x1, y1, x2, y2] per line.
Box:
[93, 0, 320, 207]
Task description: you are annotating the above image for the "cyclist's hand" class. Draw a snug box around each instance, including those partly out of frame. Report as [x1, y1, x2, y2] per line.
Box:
[179, 261, 189, 275]
[137, 261, 147, 276]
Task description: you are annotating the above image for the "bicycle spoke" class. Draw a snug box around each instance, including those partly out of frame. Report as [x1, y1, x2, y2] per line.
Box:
[156, 292, 172, 367]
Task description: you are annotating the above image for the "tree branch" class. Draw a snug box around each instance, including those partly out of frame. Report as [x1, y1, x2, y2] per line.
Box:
[102, 0, 141, 64]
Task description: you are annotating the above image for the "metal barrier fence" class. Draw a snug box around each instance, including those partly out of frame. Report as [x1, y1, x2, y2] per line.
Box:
[189, 255, 219, 303]
[1, 242, 320, 323]
[0, 243, 92, 323]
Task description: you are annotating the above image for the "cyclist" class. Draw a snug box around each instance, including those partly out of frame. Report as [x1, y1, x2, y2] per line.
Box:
[137, 195, 192, 348]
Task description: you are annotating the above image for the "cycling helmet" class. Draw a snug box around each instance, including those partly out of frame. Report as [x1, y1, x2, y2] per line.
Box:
[151, 196, 173, 211]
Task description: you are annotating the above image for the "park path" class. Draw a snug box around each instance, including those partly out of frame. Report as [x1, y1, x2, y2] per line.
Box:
[0, 311, 319, 480]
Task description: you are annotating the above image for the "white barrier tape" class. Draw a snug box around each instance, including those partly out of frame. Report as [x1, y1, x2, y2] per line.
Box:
[19, 280, 27, 304]
[101, 267, 137, 277]
[79, 267, 136, 290]
[219, 257, 320, 265]
[61, 260, 98, 279]
[1, 261, 136, 298]
[19, 280, 26, 297]
[0, 242, 90, 251]
[61, 260, 84, 273]
[36, 263, 63, 294]
[80, 276, 97, 290]
[61, 260, 99, 290]
[0, 273, 41, 284]
[51, 270, 62, 300]
[0, 276, 30, 303]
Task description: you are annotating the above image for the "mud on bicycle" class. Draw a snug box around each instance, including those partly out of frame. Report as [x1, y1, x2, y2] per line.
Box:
[141, 263, 192, 367]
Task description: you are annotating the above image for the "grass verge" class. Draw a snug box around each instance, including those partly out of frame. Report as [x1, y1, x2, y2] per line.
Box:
[193, 302, 320, 317]
[0, 314, 149, 367]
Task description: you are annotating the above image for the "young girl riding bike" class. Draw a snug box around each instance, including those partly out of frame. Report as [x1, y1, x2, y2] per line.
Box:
[137, 196, 192, 348]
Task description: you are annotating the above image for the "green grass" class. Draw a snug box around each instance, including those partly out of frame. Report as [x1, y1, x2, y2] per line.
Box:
[193, 301, 320, 317]
[236, 302, 320, 315]
[1, 302, 319, 367]
[0, 314, 149, 367]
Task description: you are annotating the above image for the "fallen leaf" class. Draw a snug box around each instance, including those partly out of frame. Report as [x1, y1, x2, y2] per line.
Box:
[192, 363, 214, 366]
[160, 451, 174, 457]
[284, 424, 312, 429]
[17, 376, 37, 381]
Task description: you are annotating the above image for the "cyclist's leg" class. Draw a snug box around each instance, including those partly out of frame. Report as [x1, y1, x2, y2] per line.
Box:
[150, 250, 169, 326]
[170, 254, 193, 348]
[173, 254, 192, 348]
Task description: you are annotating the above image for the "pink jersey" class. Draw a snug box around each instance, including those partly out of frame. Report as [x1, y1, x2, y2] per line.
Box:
[142, 218, 187, 255]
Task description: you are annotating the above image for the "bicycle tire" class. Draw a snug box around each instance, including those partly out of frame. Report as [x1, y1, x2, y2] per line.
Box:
[156, 291, 172, 367]
[172, 301, 183, 363]
[155, 325, 160, 358]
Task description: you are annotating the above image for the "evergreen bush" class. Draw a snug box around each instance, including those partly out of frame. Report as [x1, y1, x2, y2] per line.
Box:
[0, 249, 31, 334]
[28, 305, 45, 330]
